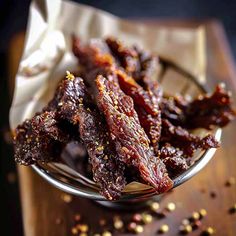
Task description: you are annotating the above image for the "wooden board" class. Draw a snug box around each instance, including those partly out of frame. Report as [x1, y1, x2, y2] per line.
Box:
[8, 20, 236, 236]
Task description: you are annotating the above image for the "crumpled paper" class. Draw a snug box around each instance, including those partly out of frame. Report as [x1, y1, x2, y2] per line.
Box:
[9, 0, 205, 129]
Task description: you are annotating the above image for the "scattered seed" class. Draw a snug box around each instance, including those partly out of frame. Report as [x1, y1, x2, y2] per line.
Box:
[229, 203, 236, 214]
[199, 209, 207, 218]
[79, 233, 87, 236]
[128, 222, 137, 232]
[200, 188, 206, 193]
[102, 231, 112, 236]
[76, 224, 89, 233]
[99, 218, 107, 226]
[210, 191, 217, 198]
[191, 211, 200, 221]
[55, 217, 62, 225]
[192, 220, 202, 229]
[166, 202, 176, 212]
[182, 219, 190, 226]
[61, 193, 72, 203]
[225, 177, 236, 186]
[142, 213, 153, 224]
[132, 213, 142, 222]
[7, 172, 16, 184]
[179, 224, 192, 234]
[113, 218, 124, 230]
[158, 224, 169, 234]
[71, 227, 78, 235]
[150, 202, 160, 211]
[201, 227, 215, 235]
[74, 214, 81, 221]
[134, 225, 144, 234]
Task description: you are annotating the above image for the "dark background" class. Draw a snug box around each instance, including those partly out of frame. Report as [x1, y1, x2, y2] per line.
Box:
[0, 0, 236, 235]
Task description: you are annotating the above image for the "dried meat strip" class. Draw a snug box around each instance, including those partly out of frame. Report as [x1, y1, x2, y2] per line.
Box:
[161, 119, 219, 157]
[105, 37, 140, 75]
[13, 111, 70, 165]
[48, 72, 126, 200]
[159, 143, 189, 177]
[135, 106, 161, 153]
[14, 72, 126, 200]
[73, 37, 163, 151]
[73, 36, 159, 116]
[78, 104, 126, 200]
[105, 39, 163, 149]
[160, 96, 187, 126]
[96, 75, 173, 193]
[117, 70, 162, 150]
[185, 84, 236, 129]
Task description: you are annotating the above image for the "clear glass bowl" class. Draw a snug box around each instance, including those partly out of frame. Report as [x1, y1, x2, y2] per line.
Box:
[31, 59, 222, 203]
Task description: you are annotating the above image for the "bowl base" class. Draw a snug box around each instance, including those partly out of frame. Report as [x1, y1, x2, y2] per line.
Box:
[95, 195, 162, 210]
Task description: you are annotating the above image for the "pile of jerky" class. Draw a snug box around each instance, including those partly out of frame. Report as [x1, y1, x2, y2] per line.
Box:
[13, 37, 235, 200]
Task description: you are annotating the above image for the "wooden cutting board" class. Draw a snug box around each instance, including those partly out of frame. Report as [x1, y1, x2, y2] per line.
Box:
[8, 20, 236, 236]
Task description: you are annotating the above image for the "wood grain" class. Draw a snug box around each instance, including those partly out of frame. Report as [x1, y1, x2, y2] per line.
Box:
[8, 20, 236, 236]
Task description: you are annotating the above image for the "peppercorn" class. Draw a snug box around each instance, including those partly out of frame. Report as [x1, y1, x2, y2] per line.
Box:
[127, 222, 137, 232]
[61, 193, 72, 203]
[102, 231, 112, 236]
[229, 203, 236, 214]
[76, 224, 89, 233]
[192, 220, 202, 229]
[179, 225, 192, 234]
[134, 225, 144, 234]
[113, 218, 124, 230]
[132, 213, 142, 222]
[150, 202, 160, 211]
[191, 211, 200, 221]
[225, 177, 235, 186]
[201, 227, 215, 235]
[74, 214, 81, 221]
[182, 219, 190, 226]
[142, 213, 153, 224]
[158, 224, 169, 234]
[199, 209, 207, 218]
[71, 227, 78, 235]
[166, 202, 176, 212]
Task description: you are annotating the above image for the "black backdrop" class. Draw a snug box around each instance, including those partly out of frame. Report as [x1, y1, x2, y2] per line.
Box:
[0, 1, 236, 235]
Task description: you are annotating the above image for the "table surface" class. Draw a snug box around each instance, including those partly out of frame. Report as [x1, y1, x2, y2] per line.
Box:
[8, 20, 236, 236]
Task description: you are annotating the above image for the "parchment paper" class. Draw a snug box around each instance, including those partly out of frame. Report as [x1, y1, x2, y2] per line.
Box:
[10, 0, 206, 130]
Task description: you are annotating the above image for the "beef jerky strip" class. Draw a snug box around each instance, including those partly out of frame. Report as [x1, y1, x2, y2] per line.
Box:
[105, 38, 162, 149]
[160, 96, 187, 126]
[72, 36, 159, 116]
[117, 70, 162, 151]
[72, 36, 114, 77]
[73, 37, 162, 151]
[47, 72, 126, 200]
[13, 72, 89, 165]
[105, 37, 159, 115]
[105, 37, 140, 76]
[106, 37, 160, 93]
[184, 83, 236, 129]
[134, 106, 161, 153]
[134, 46, 161, 96]
[105, 37, 162, 102]
[78, 104, 126, 200]
[13, 111, 70, 165]
[161, 119, 219, 157]
[96, 75, 173, 193]
[159, 143, 189, 177]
